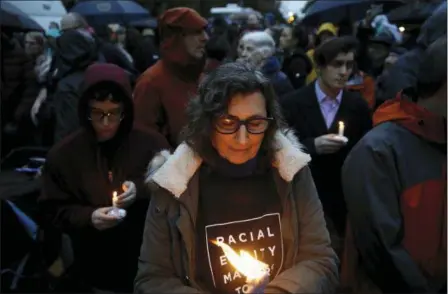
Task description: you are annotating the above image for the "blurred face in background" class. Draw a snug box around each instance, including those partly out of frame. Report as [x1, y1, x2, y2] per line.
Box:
[238, 33, 275, 69]
[279, 27, 296, 50]
[116, 28, 126, 44]
[247, 14, 259, 28]
[320, 51, 355, 89]
[238, 39, 256, 60]
[183, 28, 209, 59]
[25, 33, 44, 57]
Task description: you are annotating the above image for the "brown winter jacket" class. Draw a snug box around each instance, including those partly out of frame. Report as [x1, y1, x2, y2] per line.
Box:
[133, 8, 207, 147]
[135, 130, 339, 293]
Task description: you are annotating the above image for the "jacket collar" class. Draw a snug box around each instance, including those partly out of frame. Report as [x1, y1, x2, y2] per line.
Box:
[145, 130, 311, 198]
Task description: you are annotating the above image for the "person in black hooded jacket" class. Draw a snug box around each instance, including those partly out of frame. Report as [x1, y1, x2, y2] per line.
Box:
[51, 29, 99, 143]
[94, 25, 138, 79]
[279, 24, 313, 90]
[38, 63, 169, 293]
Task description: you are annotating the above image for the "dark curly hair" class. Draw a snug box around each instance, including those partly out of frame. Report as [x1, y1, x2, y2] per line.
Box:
[180, 62, 287, 167]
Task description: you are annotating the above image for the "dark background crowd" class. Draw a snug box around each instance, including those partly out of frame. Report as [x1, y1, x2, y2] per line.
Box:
[0, 0, 446, 293]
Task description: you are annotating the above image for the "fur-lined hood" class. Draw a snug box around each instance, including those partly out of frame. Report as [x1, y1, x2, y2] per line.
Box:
[145, 130, 311, 198]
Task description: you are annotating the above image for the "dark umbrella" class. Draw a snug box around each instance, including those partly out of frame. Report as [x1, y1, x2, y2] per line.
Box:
[387, 1, 444, 24]
[129, 17, 157, 29]
[302, 0, 404, 27]
[70, 0, 150, 26]
[0, 2, 43, 31]
[302, 0, 372, 26]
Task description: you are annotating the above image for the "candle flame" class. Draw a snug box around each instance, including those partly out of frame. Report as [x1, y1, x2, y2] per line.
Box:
[212, 240, 269, 282]
[112, 191, 118, 198]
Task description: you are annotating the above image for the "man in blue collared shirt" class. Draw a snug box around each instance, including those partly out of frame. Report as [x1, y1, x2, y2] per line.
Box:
[281, 36, 372, 257]
[315, 80, 343, 131]
[312, 38, 358, 155]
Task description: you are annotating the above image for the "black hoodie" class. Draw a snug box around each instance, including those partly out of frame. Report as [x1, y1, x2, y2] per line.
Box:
[39, 63, 169, 292]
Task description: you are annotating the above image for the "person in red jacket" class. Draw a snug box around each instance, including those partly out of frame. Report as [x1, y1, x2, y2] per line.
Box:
[341, 36, 446, 293]
[133, 7, 208, 147]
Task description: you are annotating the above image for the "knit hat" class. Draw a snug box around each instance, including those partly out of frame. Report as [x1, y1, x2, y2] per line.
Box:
[158, 7, 207, 77]
[159, 7, 207, 31]
[60, 12, 88, 31]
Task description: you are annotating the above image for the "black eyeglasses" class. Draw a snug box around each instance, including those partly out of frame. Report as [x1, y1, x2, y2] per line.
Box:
[214, 115, 273, 134]
[88, 108, 124, 123]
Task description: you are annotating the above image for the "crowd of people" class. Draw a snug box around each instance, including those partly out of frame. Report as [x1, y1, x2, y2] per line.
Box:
[1, 2, 447, 294]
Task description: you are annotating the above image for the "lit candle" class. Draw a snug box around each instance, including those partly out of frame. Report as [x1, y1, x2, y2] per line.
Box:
[212, 240, 269, 289]
[338, 121, 345, 136]
[112, 191, 118, 207]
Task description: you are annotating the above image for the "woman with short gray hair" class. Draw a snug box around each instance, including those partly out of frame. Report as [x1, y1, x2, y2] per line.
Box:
[135, 62, 338, 294]
[237, 31, 294, 97]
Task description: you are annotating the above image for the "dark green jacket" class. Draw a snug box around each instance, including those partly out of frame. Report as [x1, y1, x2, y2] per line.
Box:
[135, 131, 339, 293]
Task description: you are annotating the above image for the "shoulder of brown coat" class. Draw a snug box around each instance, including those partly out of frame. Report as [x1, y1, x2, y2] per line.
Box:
[135, 60, 170, 86]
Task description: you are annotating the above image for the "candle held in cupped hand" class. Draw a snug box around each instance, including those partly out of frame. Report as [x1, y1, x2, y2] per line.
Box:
[338, 121, 345, 136]
[112, 191, 118, 207]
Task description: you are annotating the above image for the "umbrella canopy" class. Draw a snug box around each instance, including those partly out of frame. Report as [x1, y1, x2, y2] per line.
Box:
[2, 0, 66, 31]
[129, 17, 157, 29]
[302, 0, 404, 27]
[0, 1, 43, 31]
[70, 0, 150, 26]
[302, 0, 372, 26]
[387, 1, 444, 24]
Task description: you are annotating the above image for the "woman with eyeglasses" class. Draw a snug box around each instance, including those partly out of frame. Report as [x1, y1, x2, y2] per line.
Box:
[38, 63, 169, 293]
[135, 62, 338, 294]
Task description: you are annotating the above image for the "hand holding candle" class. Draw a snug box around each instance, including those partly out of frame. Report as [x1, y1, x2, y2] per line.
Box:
[113, 181, 136, 209]
[334, 121, 348, 144]
[108, 190, 127, 218]
[92, 207, 123, 230]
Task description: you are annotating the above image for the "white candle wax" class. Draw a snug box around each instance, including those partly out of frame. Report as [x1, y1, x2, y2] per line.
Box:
[112, 191, 118, 207]
[338, 121, 345, 136]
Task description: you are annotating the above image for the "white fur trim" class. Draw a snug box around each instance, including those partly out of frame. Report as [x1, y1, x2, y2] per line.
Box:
[147, 144, 202, 198]
[273, 131, 311, 182]
[146, 130, 311, 198]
